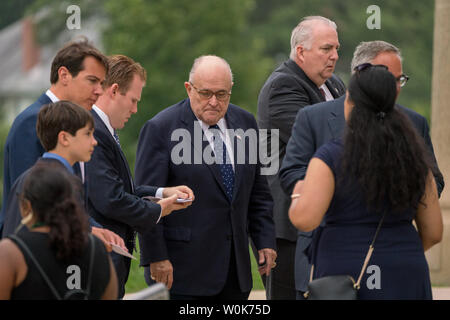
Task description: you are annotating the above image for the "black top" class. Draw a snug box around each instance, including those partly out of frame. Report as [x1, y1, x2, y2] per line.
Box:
[8, 227, 111, 300]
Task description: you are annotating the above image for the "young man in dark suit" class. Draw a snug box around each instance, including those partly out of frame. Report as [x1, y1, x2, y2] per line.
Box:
[256, 16, 346, 299]
[1, 39, 123, 246]
[135, 55, 276, 300]
[87, 55, 193, 298]
[279, 40, 444, 299]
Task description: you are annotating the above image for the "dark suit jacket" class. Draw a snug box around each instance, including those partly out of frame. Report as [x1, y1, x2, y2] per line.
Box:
[86, 109, 162, 251]
[256, 59, 346, 242]
[1, 93, 51, 231]
[135, 99, 276, 296]
[279, 95, 445, 291]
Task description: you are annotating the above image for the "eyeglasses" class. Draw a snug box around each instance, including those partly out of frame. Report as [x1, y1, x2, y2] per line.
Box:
[354, 63, 410, 87]
[396, 74, 409, 87]
[189, 82, 231, 101]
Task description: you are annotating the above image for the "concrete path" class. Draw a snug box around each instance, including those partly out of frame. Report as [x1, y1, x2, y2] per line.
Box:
[248, 287, 450, 300]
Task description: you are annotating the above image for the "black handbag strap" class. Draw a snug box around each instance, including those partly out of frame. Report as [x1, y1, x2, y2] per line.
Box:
[9, 233, 96, 300]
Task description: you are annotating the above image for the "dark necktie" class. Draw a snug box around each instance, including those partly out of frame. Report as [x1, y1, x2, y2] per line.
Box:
[209, 124, 234, 200]
[319, 87, 326, 100]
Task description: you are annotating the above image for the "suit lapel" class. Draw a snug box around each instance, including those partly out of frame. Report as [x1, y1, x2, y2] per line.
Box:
[180, 100, 234, 201]
[92, 109, 135, 193]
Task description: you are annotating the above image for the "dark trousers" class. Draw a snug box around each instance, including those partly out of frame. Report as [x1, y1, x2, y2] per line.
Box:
[145, 246, 249, 300]
[265, 238, 297, 300]
[111, 251, 131, 299]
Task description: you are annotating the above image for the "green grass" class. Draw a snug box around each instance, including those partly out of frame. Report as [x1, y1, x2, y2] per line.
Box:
[125, 243, 265, 294]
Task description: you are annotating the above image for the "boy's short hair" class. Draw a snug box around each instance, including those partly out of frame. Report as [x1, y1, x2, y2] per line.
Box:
[102, 54, 147, 94]
[37, 101, 94, 151]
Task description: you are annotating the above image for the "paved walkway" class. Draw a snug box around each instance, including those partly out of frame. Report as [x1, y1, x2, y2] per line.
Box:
[248, 287, 450, 300]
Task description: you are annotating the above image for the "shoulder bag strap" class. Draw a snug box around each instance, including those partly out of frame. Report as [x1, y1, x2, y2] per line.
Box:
[354, 211, 387, 289]
[9, 234, 62, 300]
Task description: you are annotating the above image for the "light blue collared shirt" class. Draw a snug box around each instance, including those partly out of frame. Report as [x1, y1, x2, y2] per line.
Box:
[42, 152, 74, 174]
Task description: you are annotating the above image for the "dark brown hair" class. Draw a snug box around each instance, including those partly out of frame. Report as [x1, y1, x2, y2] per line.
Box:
[21, 164, 89, 261]
[50, 38, 108, 84]
[37, 101, 94, 151]
[102, 54, 146, 94]
[342, 65, 432, 213]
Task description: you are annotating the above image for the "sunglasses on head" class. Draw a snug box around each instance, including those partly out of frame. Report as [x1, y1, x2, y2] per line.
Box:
[353, 63, 409, 87]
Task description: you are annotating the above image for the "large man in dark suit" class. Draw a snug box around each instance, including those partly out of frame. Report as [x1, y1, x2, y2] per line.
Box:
[279, 40, 444, 298]
[86, 55, 193, 298]
[1, 39, 108, 234]
[256, 16, 345, 299]
[135, 55, 276, 299]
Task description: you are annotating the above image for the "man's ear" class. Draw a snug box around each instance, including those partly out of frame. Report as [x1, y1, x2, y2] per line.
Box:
[296, 45, 306, 64]
[57, 66, 71, 85]
[184, 81, 192, 96]
[110, 83, 120, 97]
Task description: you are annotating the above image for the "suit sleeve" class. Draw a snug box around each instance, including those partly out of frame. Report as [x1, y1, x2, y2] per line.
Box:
[247, 117, 276, 250]
[267, 76, 317, 146]
[3, 114, 44, 203]
[420, 118, 445, 196]
[86, 132, 161, 234]
[135, 120, 170, 265]
[279, 107, 315, 195]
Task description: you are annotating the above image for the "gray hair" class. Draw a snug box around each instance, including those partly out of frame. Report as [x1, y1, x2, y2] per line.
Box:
[289, 16, 337, 60]
[188, 55, 234, 83]
[351, 41, 402, 74]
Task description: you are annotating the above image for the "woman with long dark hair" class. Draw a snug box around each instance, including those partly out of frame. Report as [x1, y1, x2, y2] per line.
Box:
[289, 64, 442, 299]
[0, 164, 117, 299]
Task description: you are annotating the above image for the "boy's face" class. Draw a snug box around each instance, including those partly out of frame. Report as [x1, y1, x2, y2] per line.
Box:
[67, 124, 97, 163]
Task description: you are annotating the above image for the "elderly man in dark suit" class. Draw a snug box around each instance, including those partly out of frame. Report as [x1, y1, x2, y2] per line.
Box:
[256, 16, 346, 299]
[279, 40, 444, 299]
[0, 39, 114, 237]
[86, 55, 193, 298]
[135, 55, 276, 300]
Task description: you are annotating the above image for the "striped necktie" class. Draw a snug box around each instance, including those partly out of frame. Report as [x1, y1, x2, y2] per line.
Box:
[113, 130, 121, 147]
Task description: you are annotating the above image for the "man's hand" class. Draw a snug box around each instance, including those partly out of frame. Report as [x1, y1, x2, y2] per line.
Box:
[257, 248, 277, 276]
[92, 227, 127, 253]
[158, 194, 193, 217]
[150, 260, 173, 289]
[163, 185, 195, 201]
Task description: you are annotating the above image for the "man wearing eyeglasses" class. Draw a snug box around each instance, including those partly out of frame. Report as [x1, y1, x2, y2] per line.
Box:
[135, 55, 276, 300]
[279, 40, 444, 299]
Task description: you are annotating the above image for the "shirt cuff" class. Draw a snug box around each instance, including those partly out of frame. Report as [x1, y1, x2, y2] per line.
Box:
[156, 188, 164, 198]
[155, 188, 164, 223]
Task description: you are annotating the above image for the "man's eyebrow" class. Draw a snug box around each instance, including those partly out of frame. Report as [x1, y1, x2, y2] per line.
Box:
[86, 75, 101, 81]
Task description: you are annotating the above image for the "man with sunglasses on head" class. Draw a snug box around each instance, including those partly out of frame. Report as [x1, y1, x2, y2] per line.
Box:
[279, 40, 444, 299]
[135, 55, 276, 300]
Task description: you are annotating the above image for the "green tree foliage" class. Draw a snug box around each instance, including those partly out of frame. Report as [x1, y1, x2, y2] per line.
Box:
[102, 0, 273, 168]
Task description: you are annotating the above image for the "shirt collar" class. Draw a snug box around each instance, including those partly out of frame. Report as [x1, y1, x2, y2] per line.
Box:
[45, 89, 60, 103]
[42, 152, 74, 174]
[196, 117, 227, 134]
[92, 104, 115, 137]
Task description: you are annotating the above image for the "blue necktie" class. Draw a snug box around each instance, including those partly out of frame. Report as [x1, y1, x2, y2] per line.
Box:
[209, 124, 234, 200]
[113, 130, 121, 147]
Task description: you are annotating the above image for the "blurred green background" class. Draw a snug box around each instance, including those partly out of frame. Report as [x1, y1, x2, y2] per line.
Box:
[0, 0, 436, 294]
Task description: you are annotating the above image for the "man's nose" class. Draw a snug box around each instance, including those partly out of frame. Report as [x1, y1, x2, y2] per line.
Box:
[330, 48, 339, 61]
[208, 94, 219, 106]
